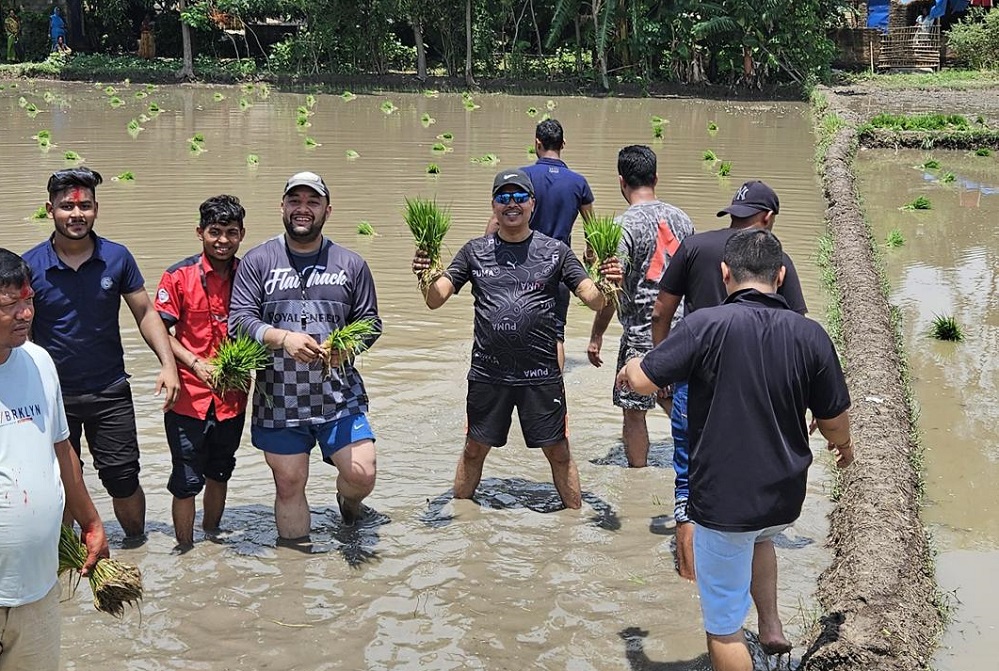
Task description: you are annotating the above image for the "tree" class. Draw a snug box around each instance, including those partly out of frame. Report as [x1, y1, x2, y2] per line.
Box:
[177, 0, 194, 79]
[465, 0, 475, 86]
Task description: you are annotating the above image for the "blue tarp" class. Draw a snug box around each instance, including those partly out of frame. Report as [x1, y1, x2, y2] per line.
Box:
[898, 0, 971, 19]
[868, 0, 891, 31]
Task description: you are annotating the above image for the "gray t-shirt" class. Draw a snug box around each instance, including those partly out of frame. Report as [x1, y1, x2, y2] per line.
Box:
[229, 235, 381, 428]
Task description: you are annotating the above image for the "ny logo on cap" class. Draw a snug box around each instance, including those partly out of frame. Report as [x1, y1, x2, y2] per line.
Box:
[735, 185, 750, 201]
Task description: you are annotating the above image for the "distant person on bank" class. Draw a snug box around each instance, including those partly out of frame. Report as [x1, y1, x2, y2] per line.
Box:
[48, 7, 66, 52]
[54, 35, 71, 57]
[485, 119, 595, 371]
[651, 180, 808, 580]
[587, 145, 693, 468]
[618, 229, 852, 671]
[22, 168, 180, 542]
[414, 169, 621, 510]
[229, 172, 381, 539]
[155, 196, 248, 549]
[4, 9, 18, 63]
[0, 248, 109, 671]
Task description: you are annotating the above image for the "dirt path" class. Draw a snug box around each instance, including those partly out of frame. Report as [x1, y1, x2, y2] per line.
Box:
[800, 88, 942, 670]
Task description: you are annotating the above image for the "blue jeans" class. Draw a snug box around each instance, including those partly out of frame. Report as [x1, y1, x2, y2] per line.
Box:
[671, 381, 689, 520]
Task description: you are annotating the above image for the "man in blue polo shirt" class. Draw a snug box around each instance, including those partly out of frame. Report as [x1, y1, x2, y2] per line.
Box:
[23, 167, 180, 541]
[486, 119, 595, 370]
[619, 229, 853, 670]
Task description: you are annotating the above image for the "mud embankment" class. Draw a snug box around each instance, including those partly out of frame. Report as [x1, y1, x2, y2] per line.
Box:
[800, 88, 942, 670]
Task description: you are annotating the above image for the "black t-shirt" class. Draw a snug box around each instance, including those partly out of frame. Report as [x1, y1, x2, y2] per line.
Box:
[639, 289, 850, 531]
[445, 232, 588, 385]
[660, 228, 808, 315]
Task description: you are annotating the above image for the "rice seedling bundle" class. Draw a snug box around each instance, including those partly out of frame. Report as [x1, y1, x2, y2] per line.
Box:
[241, 83, 255, 94]
[900, 195, 932, 211]
[134, 91, 147, 99]
[296, 116, 311, 128]
[940, 171, 956, 184]
[526, 107, 538, 117]
[975, 148, 992, 157]
[463, 98, 480, 111]
[321, 318, 379, 378]
[208, 335, 270, 393]
[31, 206, 48, 219]
[296, 105, 311, 117]
[702, 149, 718, 162]
[405, 197, 451, 290]
[191, 132, 205, 144]
[147, 102, 160, 113]
[64, 150, 83, 162]
[213, 92, 225, 102]
[113, 171, 135, 182]
[109, 97, 124, 108]
[127, 118, 143, 133]
[885, 228, 905, 248]
[717, 161, 733, 177]
[437, 132, 454, 142]
[58, 525, 142, 618]
[583, 215, 623, 308]
[917, 158, 940, 170]
[104, 85, 117, 95]
[471, 154, 499, 166]
[341, 90, 356, 101]
[431, 142, 448, 153]
[421, 113, 436, 127]
[25, 103, 38, 116]
[929, 315, 964, 342]
[246, 154, 260, 166]
[34, 129, 51, 141]
[381, 100, 398, 114]
[306, 94, 317, 108]
[345, 149, 360, 159]
[304, 137, 320, 148]
[708, 121, 719, 132]
[527, 145, 536, 156]
[188, 141, 204, 154]
[426, 163, 441, 175]
[145, 84, 156, 93]
[238, 98, 251, 111]
[357, 221, 375, 236]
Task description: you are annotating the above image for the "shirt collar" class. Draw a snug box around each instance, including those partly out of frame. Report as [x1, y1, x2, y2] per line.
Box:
[199, 253, 239, 276]
[724, 287, 791, 310]
[45, 231, 101, 269]
[537, 156, 567, 168]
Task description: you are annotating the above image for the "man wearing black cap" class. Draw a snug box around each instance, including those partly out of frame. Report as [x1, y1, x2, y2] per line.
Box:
[651, 180, 807, 583]
[412, 169, 621, 510]
[229, 171, 382, 539]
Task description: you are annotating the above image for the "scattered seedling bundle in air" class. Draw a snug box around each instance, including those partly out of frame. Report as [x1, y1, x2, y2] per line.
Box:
[58, 525, 142, 618]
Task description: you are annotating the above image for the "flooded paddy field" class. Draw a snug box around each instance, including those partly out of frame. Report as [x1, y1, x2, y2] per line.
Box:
[3, 80, 831, 670]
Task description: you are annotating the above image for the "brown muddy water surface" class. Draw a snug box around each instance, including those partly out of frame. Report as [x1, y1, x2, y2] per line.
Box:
[3, 81, 830, 670]
[855, 148, 999, 671]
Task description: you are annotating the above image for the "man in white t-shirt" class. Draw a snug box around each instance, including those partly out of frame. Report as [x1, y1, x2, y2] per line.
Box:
[0, 248, 108, 671]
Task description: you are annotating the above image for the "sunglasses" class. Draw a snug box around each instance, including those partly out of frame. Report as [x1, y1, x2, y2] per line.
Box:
[493, 191, 531, 205]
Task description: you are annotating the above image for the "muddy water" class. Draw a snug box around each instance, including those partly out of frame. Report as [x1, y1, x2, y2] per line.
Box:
[855, 149, 999, 671]
[2, 81, 830, 670]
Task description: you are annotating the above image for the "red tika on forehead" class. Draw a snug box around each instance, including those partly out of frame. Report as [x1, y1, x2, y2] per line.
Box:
[18, 284, 33, 300]
[69, 187, 88, 202]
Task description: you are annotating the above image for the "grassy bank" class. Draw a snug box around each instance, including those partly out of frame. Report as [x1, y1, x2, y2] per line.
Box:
[838, 69, 999, 90]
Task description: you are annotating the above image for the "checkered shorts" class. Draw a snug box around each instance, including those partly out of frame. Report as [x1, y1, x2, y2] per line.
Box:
[252, 351, 368, 427]
[613, 341, 657, 410]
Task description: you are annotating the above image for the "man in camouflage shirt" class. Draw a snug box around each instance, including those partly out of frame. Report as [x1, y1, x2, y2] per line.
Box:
[588, 145, 694, 467]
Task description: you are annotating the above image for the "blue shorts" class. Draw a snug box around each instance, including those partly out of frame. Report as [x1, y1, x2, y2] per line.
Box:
[693, 523, 789, 636]
[251, 414, 375, 462]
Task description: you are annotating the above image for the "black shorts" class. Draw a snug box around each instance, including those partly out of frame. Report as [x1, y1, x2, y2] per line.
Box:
[64, 378, 140, 479]
[466, 380, 567, 448]
[165, 405, 246, 499]
[554, 283, 570, 342]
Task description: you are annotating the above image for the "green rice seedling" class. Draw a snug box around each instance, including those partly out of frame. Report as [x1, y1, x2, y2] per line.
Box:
[917, 158, 940, 170]
[461, 91, 474, 101]
[64, 150, 83, 162]
[7, 82, 16, 88]
[341, 90, 356, 101]
[147, 102, 160, 113]
[190, 132, 205, 144]
[109, 96, 124, 108]
[321, 318, 379, 378]
[652, 126, 664, 139]
[17, 96, 27, 108]
[540, 112, 551, 121]
[31, 206, 48, 219]
[527, 107, 538, 117]
[471, 154, 499, 166]
[37, 137, 51, 150]
[304, 136, 321, 148]
[463, 98, 480, 111]
[975, 148, 992, 157]
[900, 195, 932, 210]
[188, 141, 204, 154]
[33, 130, 51, 141]
[0, 84, 6, 91]
[426, 163, 441, 175]
[296, 115, 311, 128]
[357, 221, 376, 236]
[703, 149, 718, 162]
[238, 98, 251, 111]
[582, 215, 623, 307]
[717, 161, 733, 177]
[381, 100, 398, 114]
[437, 132, 454, 142]
[546, 99, 556, 111]
[59, 525, 142, 618]
[886, 228, 905, 248]
[527, 145, 536, 156]
[296, 105, 310, 117]
[405, 197, 452, 290]
[256, 83, 271, 99]
[708, 121, 719, 132]
[134, 90, 147, 99]
[208, 335, 270, 393]
[43, 91, 55, 103]
[423, 89, 439, 98]
[421, 113, 436, 127]
[869, 112, 969, 131]
[431, 142, 448, 153]
[104, 85, 117, 95]
[345, 149, 360, 159]
[246, 154, 260, 166]
[940, 171, 956, 184]
[145, 83, 156, 92]
[929, 315, 964, 342]
[241, 83, 255, 94]
[213, 92, 225, 102]
[126, 118, 143, 135]
[113, 171, 135, 182]
[306, 94, 317, 108]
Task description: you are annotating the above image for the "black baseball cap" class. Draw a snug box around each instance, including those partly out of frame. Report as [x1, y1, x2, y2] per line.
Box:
[717, 180, 780, 218]
[492, 169, 534, 197]
[283, 171, 329, 199]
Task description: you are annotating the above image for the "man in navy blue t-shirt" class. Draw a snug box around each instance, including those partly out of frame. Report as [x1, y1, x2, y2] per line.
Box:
[23, 167, 179, 540]
[486, 120, 595, 370]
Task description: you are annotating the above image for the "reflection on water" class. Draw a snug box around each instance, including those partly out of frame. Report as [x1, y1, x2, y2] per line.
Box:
[856, 148, 999, 671]
[2, 81, 831, 670]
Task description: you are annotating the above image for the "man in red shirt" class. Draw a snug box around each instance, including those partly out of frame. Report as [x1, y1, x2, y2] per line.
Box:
[154, 195, 248, 548]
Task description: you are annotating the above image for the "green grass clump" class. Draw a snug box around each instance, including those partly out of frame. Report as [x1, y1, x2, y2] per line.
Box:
[900, 195, 932, 210]
[113, 171, 135, 181]
[708, 121, 719, 132]
[321, 319, 379, 378]
[917, 158, 941, 170]
[296, 105, 310, 117]
[381, 100, 398, 114]
[940, 171, 956, 184]
[246, 153, 260, 166]
[471, 153, 499, 165]
[64, 150, 83, 162]
[527, 145, 536, 156]
[304, 136, 320, 148]
[405, 197, 452, 290]
[526, 106, 538, 117]
[929, 315, 964, 342]
[188, 141, 204, 153]
[703, 149, 718, 162]
[25, 103, 38, 117]
[345, 149, 360, 159]
[426, 163, 441, 175]
[145, 83, 156, 92]
[886, 228, 905, 248]
[31, 205, 48, 219]
[869, 112, 969, 131]
[357, 221, 375, 236]
[975, 147, 992, 157]
[583, 215, 623, 307]
[717, 161, 733, 177]
[213, 92, 225, 102]
[209, 335, 270, 393]
[341, 90, 356, 101]
[59, 525, 142, 618]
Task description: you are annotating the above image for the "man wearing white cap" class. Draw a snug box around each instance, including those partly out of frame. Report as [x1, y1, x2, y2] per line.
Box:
[230, 172, 382, 538]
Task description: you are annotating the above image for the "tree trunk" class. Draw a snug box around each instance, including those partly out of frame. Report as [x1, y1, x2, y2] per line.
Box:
[178, 0, 194, 79]
[593, 4, 608, 90]
[529, 0, 543, 58]
[574, 15, 582, 75]
[413, 19, 427, 81]
[465, 0, 475, 87]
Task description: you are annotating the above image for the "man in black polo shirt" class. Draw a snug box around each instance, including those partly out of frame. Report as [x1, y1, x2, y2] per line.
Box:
[414, 169, 620, 509]
[651, 180, 807, 580]
[619, 229, 852, 671]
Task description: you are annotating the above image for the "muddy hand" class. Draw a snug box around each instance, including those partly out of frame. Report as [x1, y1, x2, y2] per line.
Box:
[598, 256, 623, 285]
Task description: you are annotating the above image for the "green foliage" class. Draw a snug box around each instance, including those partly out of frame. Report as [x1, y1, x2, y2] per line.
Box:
[583, 216, 623, 262]
[869, 113, 969, 132]
[526, 106, 538, 117]
[947, 8, 999, 70]
[900, 195, 932, 211]
[929, 315, 964, 342]
[886, 228, 905, 248]
[975, 147, 992, 157]
[431, 142, 448, 153]
[213, 92, 225, 102]
[64, 151, 83, 162]
[341, 90, 356, 101]
[304, 136, 320, 148]
[238, 98, 251, 111]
